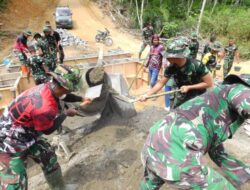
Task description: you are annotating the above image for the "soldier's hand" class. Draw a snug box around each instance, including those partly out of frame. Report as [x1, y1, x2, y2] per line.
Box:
[139, 94, 148, 102]
[79, 98, 92, 107]
[65, 108, 78, 117]
[180, 85, 190, 93]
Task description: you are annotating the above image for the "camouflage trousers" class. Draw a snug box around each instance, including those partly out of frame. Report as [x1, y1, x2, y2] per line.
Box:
[223, 58, 233, 78]
[59, 46, 64, 64]
[139, 40, 151, 54]
[140, 120, 250, 190]
[0, 139, 60, 190]
[44, 55, 57, 72]
[16, 52, 28, 65]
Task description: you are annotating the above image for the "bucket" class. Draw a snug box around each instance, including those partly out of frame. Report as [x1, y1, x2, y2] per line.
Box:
[21, 65, 29, 75]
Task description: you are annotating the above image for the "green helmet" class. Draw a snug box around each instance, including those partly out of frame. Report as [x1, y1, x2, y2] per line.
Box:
[191, 32, 198, 40]
[43, 26, 51, 33]
[210, 41, 222, 52]
[223, 74, 250, 88]
[49, 65, 82, 92]
[23, 30, 32, 36]
[165, 38, 190, 58]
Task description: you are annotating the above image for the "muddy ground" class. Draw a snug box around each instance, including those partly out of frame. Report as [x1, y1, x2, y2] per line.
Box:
[27, 106, 250, 190]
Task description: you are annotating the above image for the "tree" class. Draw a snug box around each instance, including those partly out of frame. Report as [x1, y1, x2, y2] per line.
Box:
[134, 0, 144, 30]
[196, 0, 207, 34]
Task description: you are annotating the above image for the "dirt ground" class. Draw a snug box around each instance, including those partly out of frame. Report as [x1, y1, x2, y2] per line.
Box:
[1, 0, 250, 190]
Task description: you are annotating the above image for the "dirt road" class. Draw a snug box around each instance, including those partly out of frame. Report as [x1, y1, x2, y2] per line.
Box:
[59, 0, 143, 56]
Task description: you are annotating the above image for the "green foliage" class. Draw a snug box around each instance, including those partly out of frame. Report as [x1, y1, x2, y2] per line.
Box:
[162, 22, 179, 38]
[0, 0, 8, 11]
[115, 0, 250, 59]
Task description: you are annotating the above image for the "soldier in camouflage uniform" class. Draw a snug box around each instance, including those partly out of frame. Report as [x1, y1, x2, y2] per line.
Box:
[43, 26, 59, 71]
[13, 30, 32, 65]
[139, 22, 154, 59]
[188, 32, 199, 60]
[223, 37, 240, 78]
[140, 38, 213, 108]
[26, 45, 48, 85]
[202, 41, 222, 78]
[140, 74, 250, 190]
[0, 65, 91, 190]
[201, 34, 216, 59]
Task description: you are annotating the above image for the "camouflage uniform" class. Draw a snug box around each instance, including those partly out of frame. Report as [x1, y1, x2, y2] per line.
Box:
[188, 33, 199, 59]
[189, 41, 199, 59]
[43, 27, 57, 71]
[35, 36, 56, 72]
[223, 44, 238, 78]
[27, 55, 48, 85]
[0, 65, 82, 190]
[140, 74, 250, 190]
[139, 26, 154, 56]
[164, 58, 209, 108]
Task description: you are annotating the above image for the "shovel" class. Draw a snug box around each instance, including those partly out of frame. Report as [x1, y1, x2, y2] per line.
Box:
[115, 89, 181, 103]
[84, 84, 103, 99]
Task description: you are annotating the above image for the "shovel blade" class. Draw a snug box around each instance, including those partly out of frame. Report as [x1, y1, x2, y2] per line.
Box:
[85, 84, 103, 99]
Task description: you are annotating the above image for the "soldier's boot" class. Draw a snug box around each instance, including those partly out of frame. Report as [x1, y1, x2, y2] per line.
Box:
[45, 169, 79, 190]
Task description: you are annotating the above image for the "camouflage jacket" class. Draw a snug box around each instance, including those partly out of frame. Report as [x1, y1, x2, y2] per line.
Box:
[44, 35, 58, 53]
[35, 38, 50, 57]
[27, 55, 47, 81]
[224, 44, 237, 60]
[189, 40, 199, 59]
[142, 27, 154, 42]
[164, 58, 209, 102]
[143, 83, 250, 181]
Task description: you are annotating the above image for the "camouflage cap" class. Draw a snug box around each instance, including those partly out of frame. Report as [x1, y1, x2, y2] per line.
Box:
[191, 32, 198, 40]
[43, 26, 51, 33]
[223, 74, 250, 88]
[23, 30, 32, 36]
[210, 41, 222, 52]
[165, 38, 190, 58]
[49, 65, 82, 92]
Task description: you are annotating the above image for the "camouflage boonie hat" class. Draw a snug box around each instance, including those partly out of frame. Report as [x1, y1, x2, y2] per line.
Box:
[165, 38, 190, 58]
[191, 32, 198, 40]
[49, 65, 82, 92]
[210, 41, 222, 52]
[223, 74, 250, 88]
[43, 26, 51, 33]
[23, 30, 32, 36]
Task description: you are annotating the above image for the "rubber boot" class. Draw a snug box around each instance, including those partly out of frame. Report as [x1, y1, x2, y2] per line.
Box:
[45, 169, 65, 190]
[45, 169, 79, 190]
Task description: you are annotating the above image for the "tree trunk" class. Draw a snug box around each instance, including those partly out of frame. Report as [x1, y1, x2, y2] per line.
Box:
[210, 0, 218, 16]
[196, 0, 207, 35]
[134, 0, 141, 29]
[187, 0, 194, 16]
[140, 0, 145, 30]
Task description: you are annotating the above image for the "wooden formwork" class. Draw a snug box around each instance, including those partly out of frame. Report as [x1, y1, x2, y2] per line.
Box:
[64, 50, 132, 65]
[0, 72, 22, 110]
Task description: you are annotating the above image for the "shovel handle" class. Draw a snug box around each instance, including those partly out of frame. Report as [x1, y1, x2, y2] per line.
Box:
[132, 89, 181, 103]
